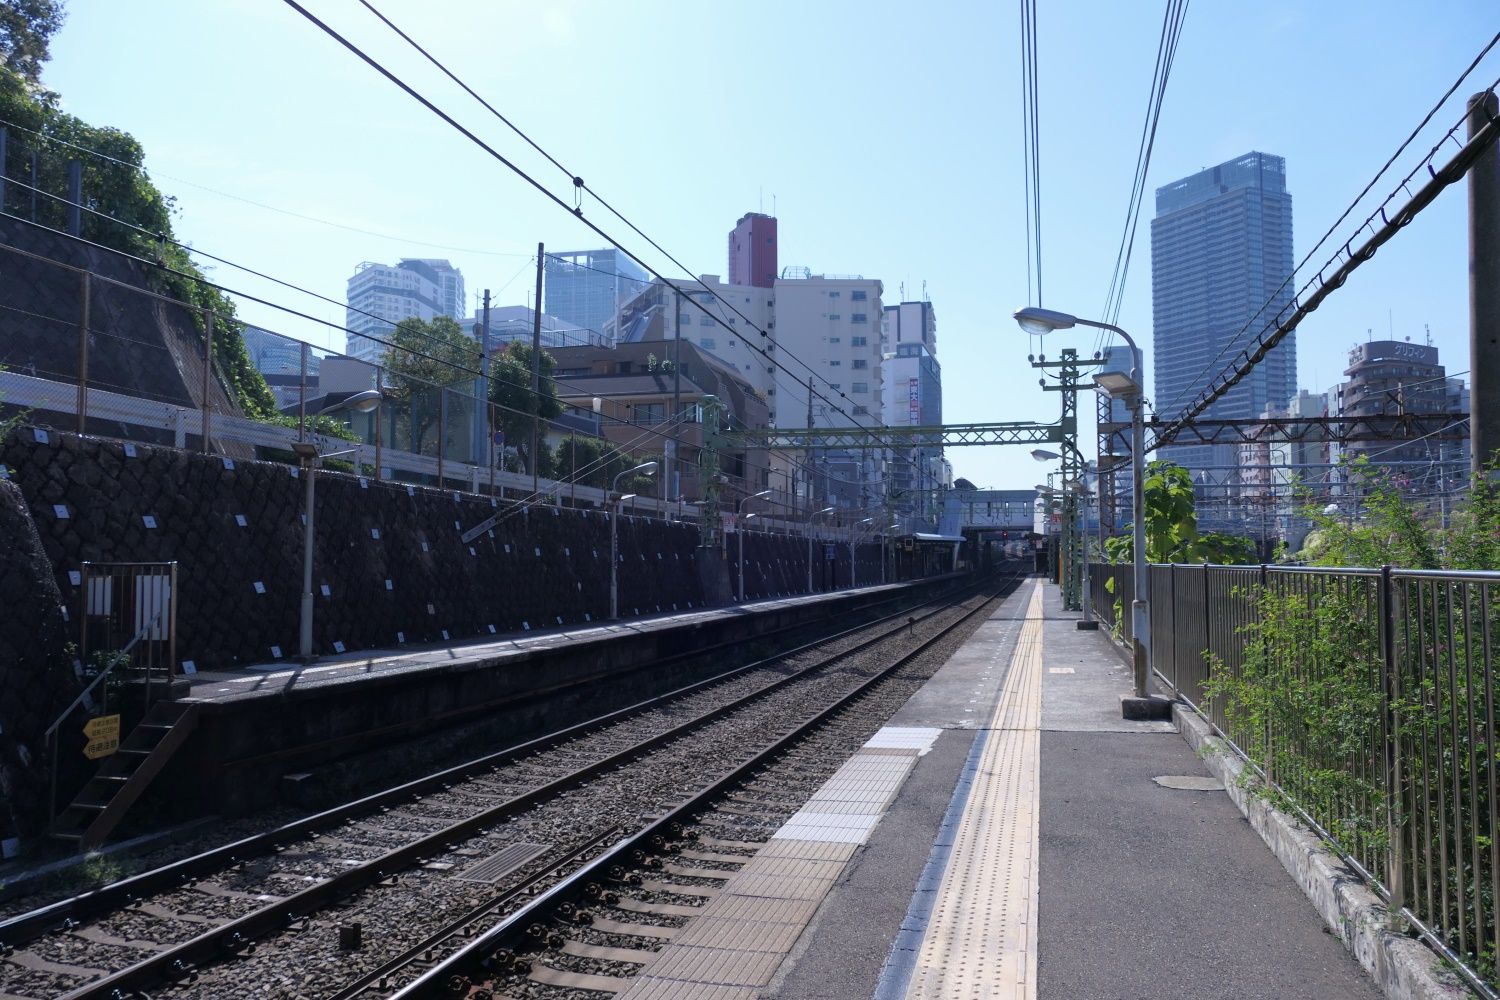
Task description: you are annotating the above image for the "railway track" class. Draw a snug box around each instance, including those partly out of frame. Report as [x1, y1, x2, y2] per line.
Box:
[0, 568, 1024, 999]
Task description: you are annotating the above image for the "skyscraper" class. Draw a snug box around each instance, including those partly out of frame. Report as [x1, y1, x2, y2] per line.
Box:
[727, 212, 777, 288]
[543, 249, 649, 340]
[1151, 152, 1295, 477]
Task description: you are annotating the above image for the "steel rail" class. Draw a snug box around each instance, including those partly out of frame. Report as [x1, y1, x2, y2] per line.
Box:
[0, 576, 960, 947]
[33, 573, 1014, 1000]
[392, 572, 1026, 998]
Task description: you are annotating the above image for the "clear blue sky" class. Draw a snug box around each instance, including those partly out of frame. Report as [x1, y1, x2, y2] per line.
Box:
[39, 0, 1499, 491]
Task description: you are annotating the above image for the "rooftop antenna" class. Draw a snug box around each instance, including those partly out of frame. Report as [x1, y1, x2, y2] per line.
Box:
[1388, 308, 1394, 339]
[922, 279, 928, 302]
[759, 186, 763, 214]
[1425, 323, 1432, 347]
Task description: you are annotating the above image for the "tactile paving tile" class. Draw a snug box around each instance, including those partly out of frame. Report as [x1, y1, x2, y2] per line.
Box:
[620, 681, 951, 998]
[905, 582, 1044, 1000]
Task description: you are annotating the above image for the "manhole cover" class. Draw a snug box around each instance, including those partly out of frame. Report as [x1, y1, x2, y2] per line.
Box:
[1153, 775, 1222, 791]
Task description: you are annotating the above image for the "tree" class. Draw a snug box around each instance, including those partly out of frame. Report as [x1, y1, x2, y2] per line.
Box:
[0, 11, 282, 422]
[380, 316, 479, 455]
[490, 342, 563, 476]
[0, 0, 64, 87]
[1104, 460, 1255, 564]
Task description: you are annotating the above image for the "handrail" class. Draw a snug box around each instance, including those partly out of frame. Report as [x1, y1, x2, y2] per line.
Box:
[43, 609, 161, 741]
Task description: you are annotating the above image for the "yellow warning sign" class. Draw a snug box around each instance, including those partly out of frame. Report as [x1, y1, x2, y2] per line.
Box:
[82, 714, 120, 760]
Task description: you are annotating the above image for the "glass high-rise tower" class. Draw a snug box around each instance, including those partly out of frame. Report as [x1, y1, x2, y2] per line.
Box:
[1151, 152, 1295, 477]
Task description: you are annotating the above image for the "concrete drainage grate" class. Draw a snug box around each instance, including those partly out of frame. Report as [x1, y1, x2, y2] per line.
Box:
[453, 841, 551, 883]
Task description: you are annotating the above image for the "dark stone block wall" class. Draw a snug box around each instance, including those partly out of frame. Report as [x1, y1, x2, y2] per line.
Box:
[0, 478, 78, 845]
[0, 428, 706, 671]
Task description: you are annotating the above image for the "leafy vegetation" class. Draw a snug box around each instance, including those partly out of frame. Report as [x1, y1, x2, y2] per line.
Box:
[1102, 460, 1257, 566]
[0, 4, 277, 420]
[1199, 461, 1500, 985]
[490, 341, 563, 476]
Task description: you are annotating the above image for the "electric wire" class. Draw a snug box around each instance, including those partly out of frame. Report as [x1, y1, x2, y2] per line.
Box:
[312, 0, 881, 440]
[1159, 31, 1500, 419]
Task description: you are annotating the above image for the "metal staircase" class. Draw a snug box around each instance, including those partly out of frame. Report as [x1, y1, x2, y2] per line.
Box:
[52, 701, 199, 849]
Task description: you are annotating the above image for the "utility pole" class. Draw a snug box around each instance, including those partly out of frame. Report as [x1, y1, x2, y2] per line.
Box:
[806, 377, 817, 510]
[670, 290, 682, 505]
[479, 289, 492, 490]
[1470, 91, 1500, 477]
[532, 242, 544, 494]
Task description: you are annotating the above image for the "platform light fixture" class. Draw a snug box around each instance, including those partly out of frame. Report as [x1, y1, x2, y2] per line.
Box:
[1014, 306, 1150, 702]
[610, 462, 658, 620]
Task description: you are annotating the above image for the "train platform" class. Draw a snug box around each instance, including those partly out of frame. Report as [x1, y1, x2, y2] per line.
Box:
[615, 578, 1383, 1000]
[159, 575, 964, 816]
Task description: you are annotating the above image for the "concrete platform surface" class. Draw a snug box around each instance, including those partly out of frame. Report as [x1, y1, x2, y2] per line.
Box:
[624, 577, 1382, 1000]
[182, 580, 918, 703]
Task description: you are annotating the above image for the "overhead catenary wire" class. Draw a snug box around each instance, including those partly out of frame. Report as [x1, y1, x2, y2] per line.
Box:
[1019, 0, 1042, 306]
[1153, 77, 1500, 448]
[1159, 30, 1500, 419]
[1092, 0, 1190, 360]
[0, 116, 539, 261]
[0, 211, 890, 511]
[304, 0, 882, 442]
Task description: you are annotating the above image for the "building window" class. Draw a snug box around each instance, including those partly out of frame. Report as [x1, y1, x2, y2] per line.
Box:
[828, 291, 841, 299]
[851, 313, 868, 324]
[851, 290, 867, 301]
[852, 359, 868, 370]
[700, 338, 716, 349]
[853, 405, 869, 415]
[829, 360, 841, 367]
[828, 314, 841, 321]
[700, 315, 714, 326]
[829, 336, 841, 343]
[851, 335, 867, 346]
[830, 383, 841, 390]
[853, 382, 868, 393]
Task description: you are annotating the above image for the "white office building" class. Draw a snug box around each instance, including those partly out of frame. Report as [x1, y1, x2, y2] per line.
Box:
[345, 258, 466, 363]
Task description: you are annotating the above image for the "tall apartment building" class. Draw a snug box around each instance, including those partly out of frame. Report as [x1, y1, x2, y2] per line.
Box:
[728, 212, 778, 288]
[612, 267, 886, 510]
[772, 269, 886, 510]
[1335, 340, 1466, 488]
[1095, 343, 1137, 532]
[543, 249, 649, 340]
[1151, 152, 1296, 478]
[345, 258, 465, 363]
[881, 301, 943, 527]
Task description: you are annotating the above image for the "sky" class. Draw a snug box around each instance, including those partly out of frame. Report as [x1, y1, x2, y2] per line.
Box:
[36, 0, 1500, 491]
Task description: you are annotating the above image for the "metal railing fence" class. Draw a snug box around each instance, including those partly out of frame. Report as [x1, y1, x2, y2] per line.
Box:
[1110, 560, 1500, 994]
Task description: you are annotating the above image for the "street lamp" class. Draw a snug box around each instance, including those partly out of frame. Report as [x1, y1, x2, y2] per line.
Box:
[1030, 448, 1061, 462]
[807, 506, 835, 593]
[737, 490, 773, 603]
[850, 517, 874, 587]
[610, 461, 658, 620]
[293, 387, 386, 661]
[293, 442, 358, 661]
[1015, 305, 1152, 703]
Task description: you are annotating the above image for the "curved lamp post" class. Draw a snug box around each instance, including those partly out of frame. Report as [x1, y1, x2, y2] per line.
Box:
[294, 389, 385, 661]
[1014, 306, 1150, 700]
[806, 506, 835, 593]
[610, 461, 658, 620]
[850, 517, 874, 587]
[737, 490, 773, 603]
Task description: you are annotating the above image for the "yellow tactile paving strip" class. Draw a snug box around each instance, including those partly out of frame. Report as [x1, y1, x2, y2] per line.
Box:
[904, 580, 1044, 1000]
[617, 726, 941, 999]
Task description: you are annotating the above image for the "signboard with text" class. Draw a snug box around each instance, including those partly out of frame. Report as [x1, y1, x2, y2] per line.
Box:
[82, 714, 120, 760]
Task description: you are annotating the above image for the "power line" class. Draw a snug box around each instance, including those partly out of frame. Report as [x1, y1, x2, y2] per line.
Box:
[1093, 0, 1189, 359]
[0, 116, 538, 260]
[1019, 0, 1042, 305]
[1153, 77, 1500, 447]
[1160, 31, 1500, 419]
[335, 0, 885, 438]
